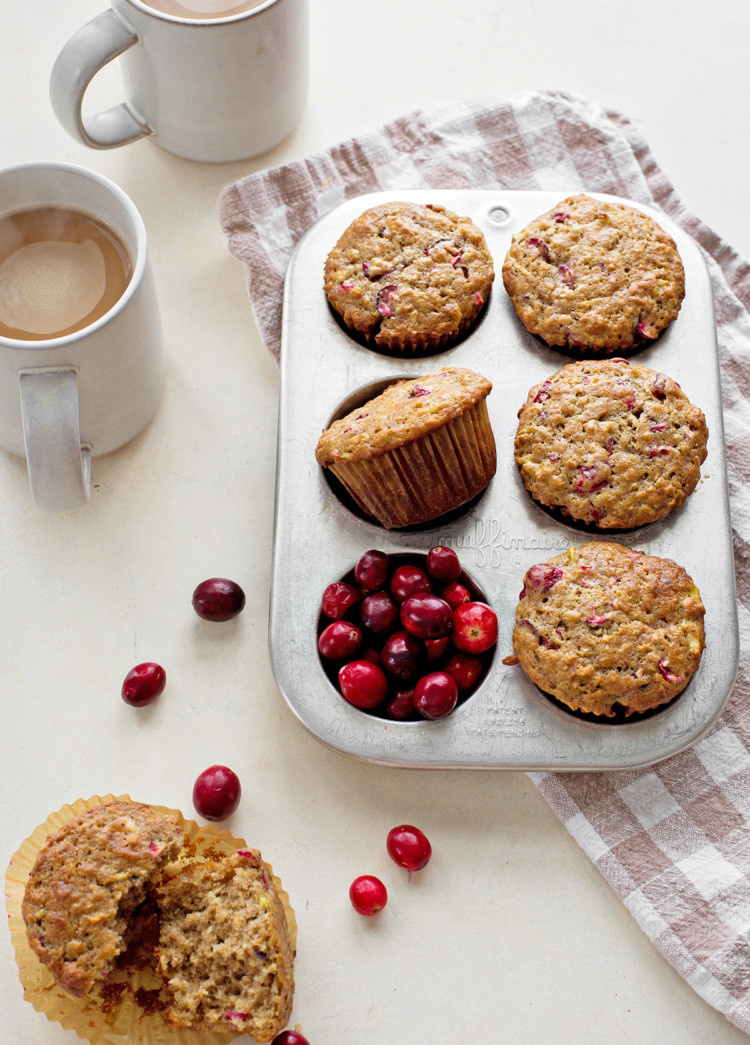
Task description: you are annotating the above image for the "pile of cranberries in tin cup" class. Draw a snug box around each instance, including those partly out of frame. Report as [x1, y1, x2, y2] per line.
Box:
[317, 546, 498, 721]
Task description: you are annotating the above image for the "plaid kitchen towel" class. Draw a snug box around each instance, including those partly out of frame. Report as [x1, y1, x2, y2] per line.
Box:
[220, 90, 750, 1032]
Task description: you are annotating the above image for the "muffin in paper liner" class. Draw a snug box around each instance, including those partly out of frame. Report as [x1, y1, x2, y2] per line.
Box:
[5, 794, 297, 1045]
[316, 367, 497, 529]
[330, 401, 496, 528]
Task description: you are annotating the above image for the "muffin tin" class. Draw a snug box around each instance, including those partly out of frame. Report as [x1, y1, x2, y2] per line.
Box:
[270, 189, 739, 770]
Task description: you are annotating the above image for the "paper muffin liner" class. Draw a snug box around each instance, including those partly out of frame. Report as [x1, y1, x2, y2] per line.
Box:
[330, 398, 497, 528]
[6, 794, 297, 1045]
[372, 296, 491, 356]
[336, 294, 491, 357]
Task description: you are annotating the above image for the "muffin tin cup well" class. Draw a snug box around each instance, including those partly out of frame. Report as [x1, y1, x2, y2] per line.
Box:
[270, 189, 739, 770]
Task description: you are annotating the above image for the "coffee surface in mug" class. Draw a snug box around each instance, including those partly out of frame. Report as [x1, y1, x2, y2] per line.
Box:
[140, 0, 262, 19]
[0, 206, 132, 341]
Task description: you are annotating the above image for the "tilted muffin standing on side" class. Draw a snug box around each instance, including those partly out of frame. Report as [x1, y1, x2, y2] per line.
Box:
[502, 194, 685, 353]
[324, 201, 495, 354]
[514, 358, 708, 528]
[512, 541, 705, 718]
[315, 366, 497, 529]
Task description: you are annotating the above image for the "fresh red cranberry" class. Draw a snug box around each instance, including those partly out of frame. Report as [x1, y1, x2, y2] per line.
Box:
[318, 620, 362, 660]
[386, 687, 415, 720]
[338, 660, 388, 709]
[272, 1033, 311, 1045]
[121, 662, 166, 707]
[443, 651, 483, 690]
[361, 647, 381, 665]
[401, 593, 454, 640]
[424, 635, 450, 661]
[192, 765, 241, 821]
[360, 591, 399, 635]
[349, 874, 388, 916]
[413, 671, 458, 719]
[390, 564, 432, 603]
[321, 581, 360, 619]
[192, 578, 246, 621]
[380, 630, 422, 680]
[426, 545, 461, 582]
[452, 602, 498, 654]
[440, 581, 471, 610]
[354, 549, 389, 592]
[386, 824, 432, 871]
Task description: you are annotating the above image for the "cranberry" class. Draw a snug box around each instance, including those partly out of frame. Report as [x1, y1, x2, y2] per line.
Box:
[380, 630, 422, 680]
[386, 824, 432, 871]
[413, 671, 458, 720]
[121, 662, 166, 707]
[354, 549, 389, 592]
[360, 592, 399, 635]
[349, 874, 387, 916]
[452, 602, 498, 654]
[338, 660, 388, 709]
[272, 1033, 311, 1045]
[192, 578, 245, 622]
[321, 581, 360, 619]
[192, 765, 241, 821]
[424, 635, 450, 661]
[318, 621, 362, 660]
[386, 687, 415, 720]
[401, 593, 454, 640]
[426, 545, 461, 582]
[443, 651, 483, 690]
[390, 564, 432, 603]
[440, 581, 471, 610]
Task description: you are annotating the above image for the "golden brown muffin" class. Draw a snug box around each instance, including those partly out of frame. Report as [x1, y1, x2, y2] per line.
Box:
[502, 194, 685, 353]
[514, 358, 708, 527]
[156, 849, 295, 1040]
[21, 801, 182, 997]
[324, 201, 494, 354]
[512, 541, 705, 717]
[315, 366, 496, 528]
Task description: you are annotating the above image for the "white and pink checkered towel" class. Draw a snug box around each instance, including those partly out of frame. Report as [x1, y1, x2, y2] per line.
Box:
[220, 90, 750, 1033]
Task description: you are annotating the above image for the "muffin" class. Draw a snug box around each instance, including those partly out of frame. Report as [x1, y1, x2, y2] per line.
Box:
[315, 366, 496, 528]
[512, 541, 705, 717]
[324, 201, 494, 353]
[157, 849, 295, 1041]
[10, 796, 297, 1045]
[502, 194, 685, 353]
[21, 800, 182, 997]
[514, 358, 708, 527]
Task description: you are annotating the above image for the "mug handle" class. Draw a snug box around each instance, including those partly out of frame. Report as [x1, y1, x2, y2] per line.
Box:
[49, 9, 152, 150]
[19, 368, 91, 513]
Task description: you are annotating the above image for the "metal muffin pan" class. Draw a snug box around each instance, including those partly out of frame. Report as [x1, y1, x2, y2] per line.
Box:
[270, 189, 739, 770]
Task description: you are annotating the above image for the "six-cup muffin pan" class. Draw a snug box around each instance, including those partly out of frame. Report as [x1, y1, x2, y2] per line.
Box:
[269, 190, 739, 770]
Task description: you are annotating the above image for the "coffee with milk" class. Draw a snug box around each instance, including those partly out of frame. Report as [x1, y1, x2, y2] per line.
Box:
[0, 206, 132, 341]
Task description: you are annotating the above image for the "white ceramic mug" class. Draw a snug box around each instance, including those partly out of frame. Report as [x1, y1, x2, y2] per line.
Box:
[49, 0, 309, 163]
[0, 163, 164, 513]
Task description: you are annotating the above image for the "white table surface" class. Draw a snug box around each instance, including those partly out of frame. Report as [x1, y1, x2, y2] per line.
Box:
[2, 2, 749, 1043]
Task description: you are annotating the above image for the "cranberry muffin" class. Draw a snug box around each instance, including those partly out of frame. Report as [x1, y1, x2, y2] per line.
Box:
[512, 541, 705, 717]
[324, 201, 494, 354]
[21, 801, 182, 997]
[156, 849, 295, 1040]
[502, 194, 685, 353]
[514, 358, 708, 528]
[315, 366, 496, 528]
